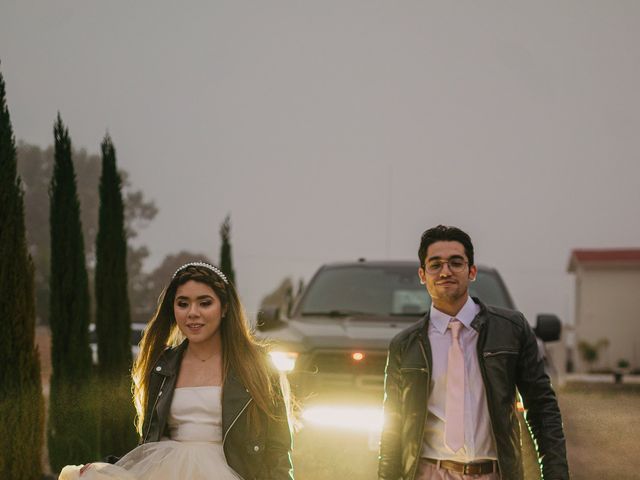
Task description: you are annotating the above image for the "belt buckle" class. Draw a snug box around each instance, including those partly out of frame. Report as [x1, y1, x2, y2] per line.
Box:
[463, 463, 485, 475]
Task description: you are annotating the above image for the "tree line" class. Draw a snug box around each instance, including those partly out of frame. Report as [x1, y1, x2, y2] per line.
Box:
[16, 141, 157, 326]
[17, 142, 237, 328]
[0, 62, 237, 478]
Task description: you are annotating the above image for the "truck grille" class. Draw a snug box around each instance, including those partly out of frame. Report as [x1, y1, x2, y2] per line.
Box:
[307, 350, 388, 376]
[289, 350, 389, 394]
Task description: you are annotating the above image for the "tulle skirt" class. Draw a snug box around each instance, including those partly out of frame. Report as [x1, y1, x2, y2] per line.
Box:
[59, 440, 241, 480]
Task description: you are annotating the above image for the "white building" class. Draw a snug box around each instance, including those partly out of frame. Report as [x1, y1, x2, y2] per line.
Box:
[567, 249, 640, 372]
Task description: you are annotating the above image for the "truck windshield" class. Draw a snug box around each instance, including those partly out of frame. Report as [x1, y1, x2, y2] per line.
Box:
[298, 264, 513, 318]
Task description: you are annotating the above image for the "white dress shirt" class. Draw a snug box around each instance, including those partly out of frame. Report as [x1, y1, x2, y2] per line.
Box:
[421, 295, 498, 462]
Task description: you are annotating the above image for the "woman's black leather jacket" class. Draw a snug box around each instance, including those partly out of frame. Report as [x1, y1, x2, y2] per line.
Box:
[141, 341, 294, 480]
[378, 298, 569, 480]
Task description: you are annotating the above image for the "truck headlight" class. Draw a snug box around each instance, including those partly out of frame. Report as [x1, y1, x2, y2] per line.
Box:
[301, 405, 384, 433]
[269, 351, 299, 372]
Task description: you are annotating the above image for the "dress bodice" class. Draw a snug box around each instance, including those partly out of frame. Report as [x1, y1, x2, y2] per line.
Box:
[167, 386, 223, 443]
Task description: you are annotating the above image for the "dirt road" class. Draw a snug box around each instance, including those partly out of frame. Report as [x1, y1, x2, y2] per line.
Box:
[559, 382, 640, 480]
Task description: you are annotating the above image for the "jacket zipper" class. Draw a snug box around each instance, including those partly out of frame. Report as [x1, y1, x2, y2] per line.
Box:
[221, 398, 253, 480]
[483, 350, 518, 358]
[410, 337, 431, 480]
[222, 397, 253, 446]
[143, 376, 167, 443]
[477, 333, 504, 476]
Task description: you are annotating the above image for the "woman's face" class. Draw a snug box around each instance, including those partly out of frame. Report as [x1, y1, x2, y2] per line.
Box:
[173, 280, 224, 345]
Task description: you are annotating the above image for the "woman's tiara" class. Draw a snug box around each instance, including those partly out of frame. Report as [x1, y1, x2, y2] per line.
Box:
[172, 261, 229, 284]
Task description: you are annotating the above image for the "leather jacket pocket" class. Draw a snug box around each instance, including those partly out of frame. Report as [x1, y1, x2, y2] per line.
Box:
[482, 348, 519, 385]
[482, 348, 519, 358]
[400, 366, 428, 373]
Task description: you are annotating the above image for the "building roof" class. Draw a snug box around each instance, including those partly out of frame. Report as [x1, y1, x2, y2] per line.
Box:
[567, 249, 640, 272]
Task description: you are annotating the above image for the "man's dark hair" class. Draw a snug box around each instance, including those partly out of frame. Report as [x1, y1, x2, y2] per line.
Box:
[418, 225, 475, 267]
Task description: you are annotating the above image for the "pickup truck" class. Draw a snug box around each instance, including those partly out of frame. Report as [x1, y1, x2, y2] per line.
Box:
[257, 260, 561, 438]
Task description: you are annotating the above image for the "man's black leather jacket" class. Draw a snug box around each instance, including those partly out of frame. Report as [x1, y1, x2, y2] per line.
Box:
[378, 298, 569, 480]
[141, 341, 294, 480]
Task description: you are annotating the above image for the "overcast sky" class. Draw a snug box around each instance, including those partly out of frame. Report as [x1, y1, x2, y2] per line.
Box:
[2, 1, 639, 324]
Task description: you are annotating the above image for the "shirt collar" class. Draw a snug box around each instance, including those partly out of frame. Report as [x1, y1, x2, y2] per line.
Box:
[429, 295, 479, 335]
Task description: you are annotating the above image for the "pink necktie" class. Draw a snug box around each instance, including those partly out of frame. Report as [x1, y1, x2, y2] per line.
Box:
[445, 319, 465, 452]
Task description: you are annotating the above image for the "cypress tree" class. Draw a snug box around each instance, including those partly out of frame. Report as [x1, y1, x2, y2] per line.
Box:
[0, 64, 45, 480]
[95, 134, 136, 456]
[219, 214, 236, 285]
[48, 114, 98, 471]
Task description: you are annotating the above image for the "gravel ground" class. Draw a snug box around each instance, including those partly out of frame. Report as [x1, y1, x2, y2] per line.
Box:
[558, 382, 640, 480]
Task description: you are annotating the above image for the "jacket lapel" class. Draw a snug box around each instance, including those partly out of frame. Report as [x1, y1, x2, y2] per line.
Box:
[470, 296, 488, 332]
[152, 340, 187, 435]
[222, 367, 252, 435]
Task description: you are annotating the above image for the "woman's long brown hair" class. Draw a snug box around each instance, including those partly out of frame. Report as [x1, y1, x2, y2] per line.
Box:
[132, 265, 276, 436]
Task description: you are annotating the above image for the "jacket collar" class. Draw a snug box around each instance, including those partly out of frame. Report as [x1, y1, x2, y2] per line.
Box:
[153, 339, 188, 376]
[469, 296, 489, 331]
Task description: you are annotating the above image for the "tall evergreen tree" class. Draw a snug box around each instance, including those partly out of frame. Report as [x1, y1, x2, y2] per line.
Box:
[219, 214, 236, 285]
[0, 64, 45, 480]
[95, 134, 136, 456]
[16, 141, 158, 325]
[48, 113, 98, 471]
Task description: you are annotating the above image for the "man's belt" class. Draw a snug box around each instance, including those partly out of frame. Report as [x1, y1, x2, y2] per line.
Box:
[423, 457, 498, 475]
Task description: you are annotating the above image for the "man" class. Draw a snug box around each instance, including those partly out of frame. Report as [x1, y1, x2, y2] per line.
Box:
[378, 225, 569, 480]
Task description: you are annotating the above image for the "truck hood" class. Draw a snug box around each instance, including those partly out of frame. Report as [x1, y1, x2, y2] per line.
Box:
[260, 316, 419, 351]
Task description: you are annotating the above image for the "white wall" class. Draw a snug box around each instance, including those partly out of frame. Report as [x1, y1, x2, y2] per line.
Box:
[574, 266, 640, 371]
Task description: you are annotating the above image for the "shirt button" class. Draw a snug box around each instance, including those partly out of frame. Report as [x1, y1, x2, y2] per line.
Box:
[158, 391, 163, 396]
[253, 445, 260, 452]
[156, 366, 162, 372]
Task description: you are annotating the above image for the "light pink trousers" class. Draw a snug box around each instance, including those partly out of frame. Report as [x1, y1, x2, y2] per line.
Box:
[415, 459, 501, 480]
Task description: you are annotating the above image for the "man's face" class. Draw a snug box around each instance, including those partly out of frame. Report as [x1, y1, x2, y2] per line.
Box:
[418, 240, 477, 308]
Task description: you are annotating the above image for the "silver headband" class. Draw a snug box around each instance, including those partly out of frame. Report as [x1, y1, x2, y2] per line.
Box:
[172, 261, 229, 284]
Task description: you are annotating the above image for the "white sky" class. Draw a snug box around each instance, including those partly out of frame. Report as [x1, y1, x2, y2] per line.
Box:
[2, 1, 639, 324]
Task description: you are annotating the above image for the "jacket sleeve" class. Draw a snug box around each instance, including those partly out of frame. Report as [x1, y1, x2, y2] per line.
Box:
[378, 337, 403, 480]
[515, 317, 570, 479]
[262, 371, 295, 480]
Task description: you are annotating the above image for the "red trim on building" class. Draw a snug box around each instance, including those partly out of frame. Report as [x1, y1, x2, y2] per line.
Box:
[568, 249, 640, 272]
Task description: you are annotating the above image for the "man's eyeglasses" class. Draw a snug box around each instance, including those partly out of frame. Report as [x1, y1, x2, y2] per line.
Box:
[424, 258, 468, 274]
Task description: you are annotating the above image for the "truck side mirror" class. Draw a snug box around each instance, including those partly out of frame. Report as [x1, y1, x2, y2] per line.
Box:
[534, 314, 561, 342]
[257, 306, 284, 331]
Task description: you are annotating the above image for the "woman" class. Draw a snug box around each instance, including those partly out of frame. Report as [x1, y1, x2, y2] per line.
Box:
[60, 262, 294, 480]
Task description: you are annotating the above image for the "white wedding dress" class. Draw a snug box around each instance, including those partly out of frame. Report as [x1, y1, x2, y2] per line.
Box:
[60, 386, 240, 480]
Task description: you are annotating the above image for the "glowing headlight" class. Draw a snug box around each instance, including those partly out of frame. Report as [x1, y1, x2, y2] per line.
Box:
[301, 405, 384, 433]
[269, 351, 299, 372]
